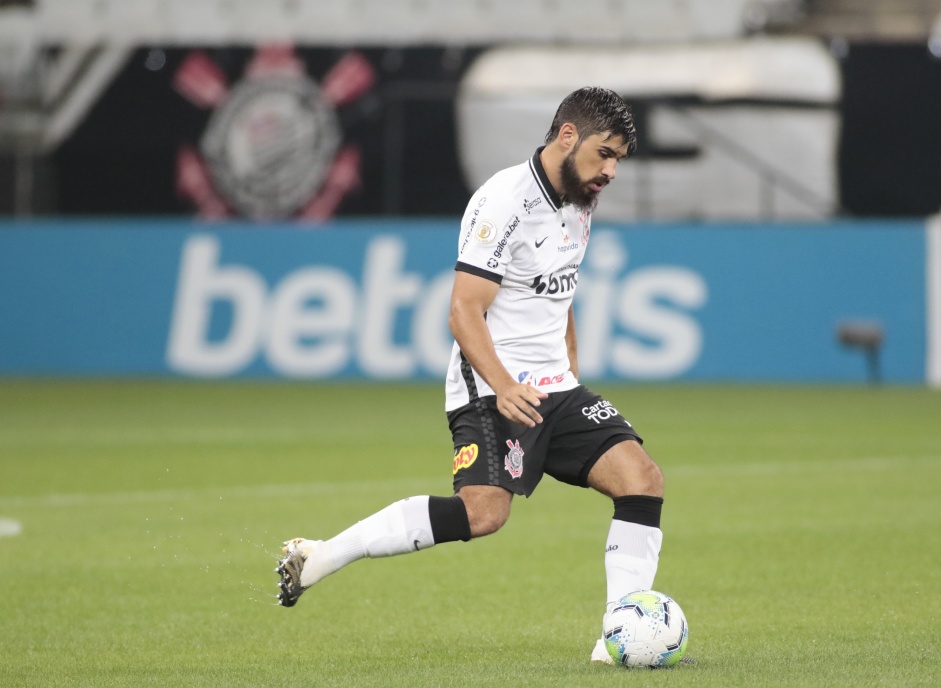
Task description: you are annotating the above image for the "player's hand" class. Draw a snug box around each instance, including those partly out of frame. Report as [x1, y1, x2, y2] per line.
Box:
[495, 383, 548, 428]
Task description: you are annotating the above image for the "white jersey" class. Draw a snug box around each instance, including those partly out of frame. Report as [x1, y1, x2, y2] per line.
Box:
[445, 148, 592, 412]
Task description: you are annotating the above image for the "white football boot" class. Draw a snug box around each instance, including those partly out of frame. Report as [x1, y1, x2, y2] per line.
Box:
[275, 538, 322, 607]
[590, 638, 615, 665]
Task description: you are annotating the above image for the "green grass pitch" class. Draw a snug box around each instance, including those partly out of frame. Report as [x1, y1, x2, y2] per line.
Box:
[1, 380, 939, 687]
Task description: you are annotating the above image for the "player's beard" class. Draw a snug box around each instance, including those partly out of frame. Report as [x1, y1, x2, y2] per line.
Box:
[559, 149, 607, 213]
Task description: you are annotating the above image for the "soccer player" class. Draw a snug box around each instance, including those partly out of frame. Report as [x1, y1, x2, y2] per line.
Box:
[277, 87, 664, 664]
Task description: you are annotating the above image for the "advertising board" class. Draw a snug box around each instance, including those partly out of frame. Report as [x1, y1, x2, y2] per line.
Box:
[0, 220, 929, 383]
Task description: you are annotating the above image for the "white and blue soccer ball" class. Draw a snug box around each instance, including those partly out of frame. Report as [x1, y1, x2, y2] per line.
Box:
[603, 590, 689, 668]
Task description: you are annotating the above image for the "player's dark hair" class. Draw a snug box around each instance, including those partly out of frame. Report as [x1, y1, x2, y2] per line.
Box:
[545, 87, 637, 157]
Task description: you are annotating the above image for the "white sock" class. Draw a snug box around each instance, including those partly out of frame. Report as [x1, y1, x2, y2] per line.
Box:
[300, 496, 435, 587]
[604, 519, 662, 606]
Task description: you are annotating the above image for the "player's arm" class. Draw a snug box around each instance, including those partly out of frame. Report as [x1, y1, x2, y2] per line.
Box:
[565, 304, 579, 380]
[449, 270, 548, 427]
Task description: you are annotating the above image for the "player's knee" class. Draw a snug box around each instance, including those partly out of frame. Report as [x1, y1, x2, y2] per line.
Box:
[468, 509, 508, 538]
[624, 443, 663, 496]
[640, 458, 664, 497]
[589, 441, 665, 498]
[457, 487, 512, 538]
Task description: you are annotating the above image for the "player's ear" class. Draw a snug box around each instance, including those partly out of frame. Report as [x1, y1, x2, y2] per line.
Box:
[559, 122, 579, 152]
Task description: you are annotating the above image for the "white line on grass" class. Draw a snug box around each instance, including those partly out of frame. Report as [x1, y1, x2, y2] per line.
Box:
[0, 427, 336, 447]
[0, 477, 444, 509]
[0, 518, 23, 537]
[0, 455, 935, 510]
[666, 454, 937, 478]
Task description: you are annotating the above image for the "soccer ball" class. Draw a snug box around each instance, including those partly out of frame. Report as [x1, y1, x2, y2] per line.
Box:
[603, 590, 689, 668]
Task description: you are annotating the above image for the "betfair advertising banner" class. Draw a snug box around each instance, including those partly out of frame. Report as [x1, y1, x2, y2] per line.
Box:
[0, 220, 934, 383]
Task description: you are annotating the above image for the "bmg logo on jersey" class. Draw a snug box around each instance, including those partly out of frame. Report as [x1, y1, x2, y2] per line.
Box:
[531, 265, 578, 295]
[582, 400, 628, 425]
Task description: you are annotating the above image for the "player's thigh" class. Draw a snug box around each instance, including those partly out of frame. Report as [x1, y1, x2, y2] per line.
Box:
[587, 439, 663, 498]
[542, 386, 642, 488]
[448, 396, 552, 497]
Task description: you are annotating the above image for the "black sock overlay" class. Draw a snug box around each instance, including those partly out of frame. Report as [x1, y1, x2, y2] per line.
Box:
[612, 495, 664, 529]
[428, 495, 472, 543]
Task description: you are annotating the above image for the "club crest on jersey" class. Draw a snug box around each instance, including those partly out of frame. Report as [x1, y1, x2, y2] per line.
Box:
[475, 220, 496, 244]
[504, 439, 524, 479]
[579, 211, 591, 245]
[453, 444, 479, 474]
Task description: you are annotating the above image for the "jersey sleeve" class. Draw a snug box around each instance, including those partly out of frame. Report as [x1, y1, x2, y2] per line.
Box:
[456, 186, 523, 283]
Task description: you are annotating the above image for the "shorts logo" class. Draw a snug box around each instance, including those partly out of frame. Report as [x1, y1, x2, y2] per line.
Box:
[475, 220, 496, 244]
[504, 439, 524, 479]
[582, 400, 630, 425]
[453, 444, 479, 474]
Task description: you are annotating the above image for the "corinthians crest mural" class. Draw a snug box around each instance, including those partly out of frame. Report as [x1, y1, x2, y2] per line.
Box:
[35, 43, 941, 220]
[173, 45, 375, 220]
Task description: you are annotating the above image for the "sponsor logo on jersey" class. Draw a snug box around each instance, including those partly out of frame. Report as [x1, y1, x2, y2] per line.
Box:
[531, 265, 579, 295]
[504, 439, 524, 478]
[491, 216, 520, 259]
[517, 370, 566, 387]
[453, 444, 479, 474]
[523, 197, 542, 214]
[461, 202, 487, 254]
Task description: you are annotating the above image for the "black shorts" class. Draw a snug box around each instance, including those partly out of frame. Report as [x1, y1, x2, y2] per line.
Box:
[447, 385, 642, 497]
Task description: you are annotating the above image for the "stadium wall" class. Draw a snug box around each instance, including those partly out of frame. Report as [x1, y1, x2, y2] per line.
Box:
[0, 219, 934, 384]
[5, 42, 940, 220]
